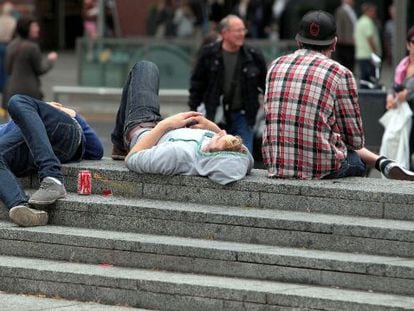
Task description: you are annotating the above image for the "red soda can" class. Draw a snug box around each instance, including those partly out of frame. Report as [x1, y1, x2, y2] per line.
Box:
[77, 170, 92, 195]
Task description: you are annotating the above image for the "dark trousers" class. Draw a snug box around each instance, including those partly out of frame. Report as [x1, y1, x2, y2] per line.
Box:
[335, 44, 355, 72]
[111, 61, 162, 151]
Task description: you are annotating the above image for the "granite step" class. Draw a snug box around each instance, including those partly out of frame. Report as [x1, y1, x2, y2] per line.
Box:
[0, 255, 413, 311]
[26, 193, 414, 258]
[0, 291, 147, 310]
[56, 159, 414, 221]
[0, 221, 413, 296]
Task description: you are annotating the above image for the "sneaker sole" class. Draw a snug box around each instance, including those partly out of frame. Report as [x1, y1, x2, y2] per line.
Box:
[28, 193, 66, 206]
[111, 154, 126, 161]
[388, 166, 414, 181]
[9, 206, 48, 227]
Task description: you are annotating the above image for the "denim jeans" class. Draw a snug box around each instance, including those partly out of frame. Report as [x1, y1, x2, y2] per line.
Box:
[358, 59, 376, 84]
[111, 61, 162, 150]
[324, 150, 366, 179]
[0, 95, 82, 209]
[228, 111, 254, 154]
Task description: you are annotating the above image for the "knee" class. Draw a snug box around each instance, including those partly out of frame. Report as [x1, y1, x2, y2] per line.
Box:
[133, 60, 159, 74]
[7, 95, 30, 116]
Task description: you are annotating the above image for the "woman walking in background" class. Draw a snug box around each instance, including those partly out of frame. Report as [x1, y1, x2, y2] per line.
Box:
[2, 16, 58, 109]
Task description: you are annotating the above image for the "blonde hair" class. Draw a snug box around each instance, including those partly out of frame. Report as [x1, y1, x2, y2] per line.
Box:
[222, 135, 246, 153]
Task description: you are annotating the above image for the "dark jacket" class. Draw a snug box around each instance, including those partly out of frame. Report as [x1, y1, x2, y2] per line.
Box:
[189, 41, 267, 126]
[3, 38, 54, 106]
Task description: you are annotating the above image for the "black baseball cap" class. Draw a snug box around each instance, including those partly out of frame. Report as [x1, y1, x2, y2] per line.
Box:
[295, 10, 337, 46]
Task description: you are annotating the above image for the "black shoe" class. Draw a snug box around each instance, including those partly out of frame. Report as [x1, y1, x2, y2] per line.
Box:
[379, 158, 414, 181]
[111, 145, 127, 160]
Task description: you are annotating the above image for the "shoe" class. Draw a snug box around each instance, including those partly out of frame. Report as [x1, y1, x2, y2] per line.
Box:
[9, 204, 48, 227]
[379, 158, 414, 181]
[111, 145, 127, 161]
[29, 177, 66, 205]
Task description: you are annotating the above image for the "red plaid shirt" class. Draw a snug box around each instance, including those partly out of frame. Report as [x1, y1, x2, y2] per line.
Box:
[263, 49, 364, 179]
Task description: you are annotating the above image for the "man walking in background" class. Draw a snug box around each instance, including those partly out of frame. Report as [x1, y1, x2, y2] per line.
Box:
[355, 2, 381, 83]
[334, 0, 357, 71]
[188, 14, 267, 154]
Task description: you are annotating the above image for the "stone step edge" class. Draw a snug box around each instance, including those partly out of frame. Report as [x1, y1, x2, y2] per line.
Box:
[60, 159, 414, 205]
[0, 291, 146, 310]
[54, 193, 414, 243]
[1, 220, 413, 281]
[1, 255, 414, 310]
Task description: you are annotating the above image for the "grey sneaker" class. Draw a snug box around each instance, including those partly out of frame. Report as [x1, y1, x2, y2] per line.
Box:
[29, 177, 66, 205]
[380, 159, 414, 181]
[9, 204, 48, 227]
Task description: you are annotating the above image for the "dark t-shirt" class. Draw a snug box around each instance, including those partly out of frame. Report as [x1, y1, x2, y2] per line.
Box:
[222, 50, 242, 111]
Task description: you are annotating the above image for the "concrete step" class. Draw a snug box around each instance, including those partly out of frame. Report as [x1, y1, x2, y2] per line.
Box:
[58, 159, 414, 221]
[25, 193, 413, 258]
[0, 291, 147, 310]
[1, 255, 413, 311]
[0, 221, 413, 296]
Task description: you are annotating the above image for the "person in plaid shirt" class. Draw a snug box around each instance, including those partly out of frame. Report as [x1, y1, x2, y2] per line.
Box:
[263, 10, 414, 181]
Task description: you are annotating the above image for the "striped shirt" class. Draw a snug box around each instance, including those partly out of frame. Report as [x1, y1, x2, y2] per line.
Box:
[262, 49, 364, 179]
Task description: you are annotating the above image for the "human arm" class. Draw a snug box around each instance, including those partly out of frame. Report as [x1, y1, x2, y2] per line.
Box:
[335, 70, 365, 149]
[74, 114, 104, 160]
[125, 111, 202, 161]
[29, 44, 56, 75]
[46, 101, 104, 159]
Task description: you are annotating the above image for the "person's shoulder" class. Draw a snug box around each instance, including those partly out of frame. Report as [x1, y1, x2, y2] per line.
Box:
[242, 43, 264, 56]
[200, 41, 220, 55]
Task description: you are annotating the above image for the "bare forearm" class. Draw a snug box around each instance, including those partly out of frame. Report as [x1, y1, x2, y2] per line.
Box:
[125, 124, 168, 161]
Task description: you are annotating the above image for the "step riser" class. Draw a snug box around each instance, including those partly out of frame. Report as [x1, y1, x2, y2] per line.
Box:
[0, 269, 403, 311]
[61, 175, 414, 221]
[48, 207, 414, 258]
[1, 238, 413, 296]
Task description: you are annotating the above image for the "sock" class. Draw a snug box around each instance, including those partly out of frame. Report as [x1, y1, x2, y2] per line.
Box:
[44, 177, 62, 185]
[374, 156, 388, 172]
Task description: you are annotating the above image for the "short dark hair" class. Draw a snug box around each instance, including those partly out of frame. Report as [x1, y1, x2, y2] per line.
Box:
[15, 16, 36, 39]
[407, 25, 414, 42]
[300, 42, 332, 52]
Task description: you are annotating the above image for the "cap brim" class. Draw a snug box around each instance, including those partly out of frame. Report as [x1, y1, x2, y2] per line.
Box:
[295, 33, 335, 46]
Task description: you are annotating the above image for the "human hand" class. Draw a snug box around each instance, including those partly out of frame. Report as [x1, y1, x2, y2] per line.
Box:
[386, 94, 397, 110]
[46, 101, 76, 117]
[159, 111, 202, 131]
[47, 51, 58, 62]
[188, 115, 221, 133]
[397, 89, 408, 103]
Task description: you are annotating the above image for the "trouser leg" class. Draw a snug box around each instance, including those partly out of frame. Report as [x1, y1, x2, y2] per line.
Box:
[111, 61, 162, 150]
[7, 95, 81, 182]
[0, 127, 34, 209]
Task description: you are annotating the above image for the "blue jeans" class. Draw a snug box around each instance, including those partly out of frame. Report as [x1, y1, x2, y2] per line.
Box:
[324, 150, 366, 179]
[111, 61, 162, 150]
[228, 111, 254, 154]
[0, 95, 82, 209]
[358, 59, 376, 84]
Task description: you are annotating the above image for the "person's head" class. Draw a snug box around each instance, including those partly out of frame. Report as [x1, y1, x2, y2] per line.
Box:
[343, 0, 354, 7]
[219, 15, 247, 52]
[203, 130, 246, 153]
[295, 10, 337, 54]
[406, 25, 414, 53]
[1, 2, 14, 15]
[361, 2, 377, 19]
[388, 4, 395, 19]
[15, 16, 39, 40]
